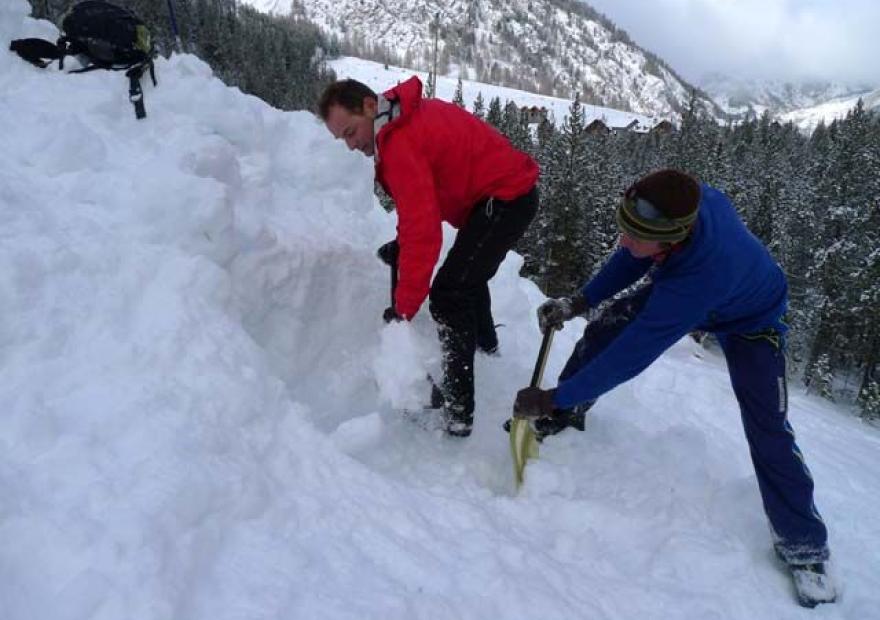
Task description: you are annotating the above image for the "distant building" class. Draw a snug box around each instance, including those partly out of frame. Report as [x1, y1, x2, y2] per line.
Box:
[585, 119, 610, 134]
[578, 117, 675, 136]
[650, 120, 676, 135]
[520, 105, 548, 124]
[584, 118, 651, 135]
[611, 119, 640, 133]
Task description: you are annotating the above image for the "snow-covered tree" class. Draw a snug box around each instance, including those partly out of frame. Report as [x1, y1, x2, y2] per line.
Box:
[486, 96, 503, 129]
[471, 91, 485, 119]
[452, 77, 465, 108]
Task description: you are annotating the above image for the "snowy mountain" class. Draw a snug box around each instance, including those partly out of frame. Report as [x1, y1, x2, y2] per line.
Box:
[778, 87, 880, 132]
[700, 74, 872, 116]
[243, 0, 724, 123]
[2, 2, 879, 619]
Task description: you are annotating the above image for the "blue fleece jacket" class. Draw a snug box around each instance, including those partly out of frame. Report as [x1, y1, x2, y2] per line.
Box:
[554, 183, 788, 409]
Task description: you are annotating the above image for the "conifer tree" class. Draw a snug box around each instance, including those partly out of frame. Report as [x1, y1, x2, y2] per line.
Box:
[808, 353, 834, 401]
[486, 96, 503, 129]
[453, 77, 465, 108]
[501, 101, 531, 152]
[541, 94, 591, 295]
[670, 91, 717, 181]
[516, 119, 557, 282]
[472, 92, 485, 119]
[773, 123, 826, 366]
[838, 102, 880, 401]
[859, 378, 880, 421]
[517, 117, 558, 285]
[807, 103, 878, 390]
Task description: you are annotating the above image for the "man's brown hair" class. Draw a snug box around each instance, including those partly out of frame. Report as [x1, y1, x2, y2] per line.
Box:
[317, 79, 378, 120]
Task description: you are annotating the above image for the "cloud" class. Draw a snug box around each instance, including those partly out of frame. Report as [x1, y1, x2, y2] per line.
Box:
[586, 0, 880, 85]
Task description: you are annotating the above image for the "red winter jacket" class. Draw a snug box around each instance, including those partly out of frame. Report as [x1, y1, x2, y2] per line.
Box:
[375, 77, 539, 319]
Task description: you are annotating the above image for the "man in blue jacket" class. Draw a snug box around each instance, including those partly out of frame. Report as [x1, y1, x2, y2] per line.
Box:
[513, 169, 835, 607]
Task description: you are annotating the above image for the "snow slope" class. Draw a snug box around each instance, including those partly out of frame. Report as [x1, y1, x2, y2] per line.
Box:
[330, 56, 657, 129]
[698, 74, 874, 119]
[2, 2, 879, 619]
[779, 87, 880, 132]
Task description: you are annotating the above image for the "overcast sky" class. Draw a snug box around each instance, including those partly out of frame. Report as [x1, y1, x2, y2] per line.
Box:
[585, 0, 880, 87]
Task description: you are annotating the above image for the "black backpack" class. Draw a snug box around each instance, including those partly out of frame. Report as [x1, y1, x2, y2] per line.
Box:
[10, 1, 158, 119]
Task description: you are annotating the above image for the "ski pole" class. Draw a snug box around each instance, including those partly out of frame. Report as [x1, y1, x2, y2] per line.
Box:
[390, 254, 397, 305]
[376, 239, 399, 305]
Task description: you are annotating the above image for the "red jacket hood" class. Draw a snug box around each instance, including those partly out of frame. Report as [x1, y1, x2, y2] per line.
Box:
[382, 76, 424, 118]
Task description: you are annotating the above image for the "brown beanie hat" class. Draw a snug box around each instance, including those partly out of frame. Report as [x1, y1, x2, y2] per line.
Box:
[616, 169, 701, 242]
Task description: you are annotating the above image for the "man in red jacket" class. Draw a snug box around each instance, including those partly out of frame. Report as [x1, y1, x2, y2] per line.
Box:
[318, 77, 539, 437]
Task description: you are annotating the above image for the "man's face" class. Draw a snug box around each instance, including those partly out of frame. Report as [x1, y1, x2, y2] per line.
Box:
[325, 98, 377, 156]
[619, 233, 664, 258]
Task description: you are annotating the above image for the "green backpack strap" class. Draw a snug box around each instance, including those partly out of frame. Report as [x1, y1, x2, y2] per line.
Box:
[130, 58, 157, 119]
[126, 64, 147, 119]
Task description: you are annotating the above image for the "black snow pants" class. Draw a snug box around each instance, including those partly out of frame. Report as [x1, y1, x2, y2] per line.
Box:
[429, 186, 539, 422]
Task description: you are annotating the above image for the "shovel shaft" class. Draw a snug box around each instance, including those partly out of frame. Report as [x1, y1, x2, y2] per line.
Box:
[529, 328, 554, 388]
[512, 327, 554, 489]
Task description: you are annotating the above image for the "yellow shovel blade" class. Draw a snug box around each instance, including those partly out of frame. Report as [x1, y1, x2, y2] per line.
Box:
[509, 417, 540, 488]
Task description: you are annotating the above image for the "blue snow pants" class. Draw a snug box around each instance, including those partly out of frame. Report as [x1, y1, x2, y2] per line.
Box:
[560, 285, 829, 564]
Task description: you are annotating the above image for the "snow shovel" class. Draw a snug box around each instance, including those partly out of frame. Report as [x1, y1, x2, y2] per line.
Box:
[510, 326, 554, 489]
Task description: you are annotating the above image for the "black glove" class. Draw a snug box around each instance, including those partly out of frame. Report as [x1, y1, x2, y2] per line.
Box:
[377, 239, 399, 266]
[383, 306, 402, 323]
[537, 295, 588, 332]
[513, 387, 557, 420]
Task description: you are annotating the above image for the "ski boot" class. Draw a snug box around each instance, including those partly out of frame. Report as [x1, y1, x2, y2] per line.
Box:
[789, 563, 837, 608]
[444, 405, 473, 438]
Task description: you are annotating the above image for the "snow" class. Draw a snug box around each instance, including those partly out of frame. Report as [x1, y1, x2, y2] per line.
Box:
[241, 0, 289, 14]
[330, 56, 657, 130]
[779, 87, 880, 132]
[2, 2, 879, 618]
[698, 74, 874, 119]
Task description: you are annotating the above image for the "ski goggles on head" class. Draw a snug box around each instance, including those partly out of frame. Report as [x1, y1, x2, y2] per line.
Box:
[616, 192, 698, 243]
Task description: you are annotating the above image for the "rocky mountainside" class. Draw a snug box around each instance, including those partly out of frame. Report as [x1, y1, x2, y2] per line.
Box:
[242, 0, 725, 122]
